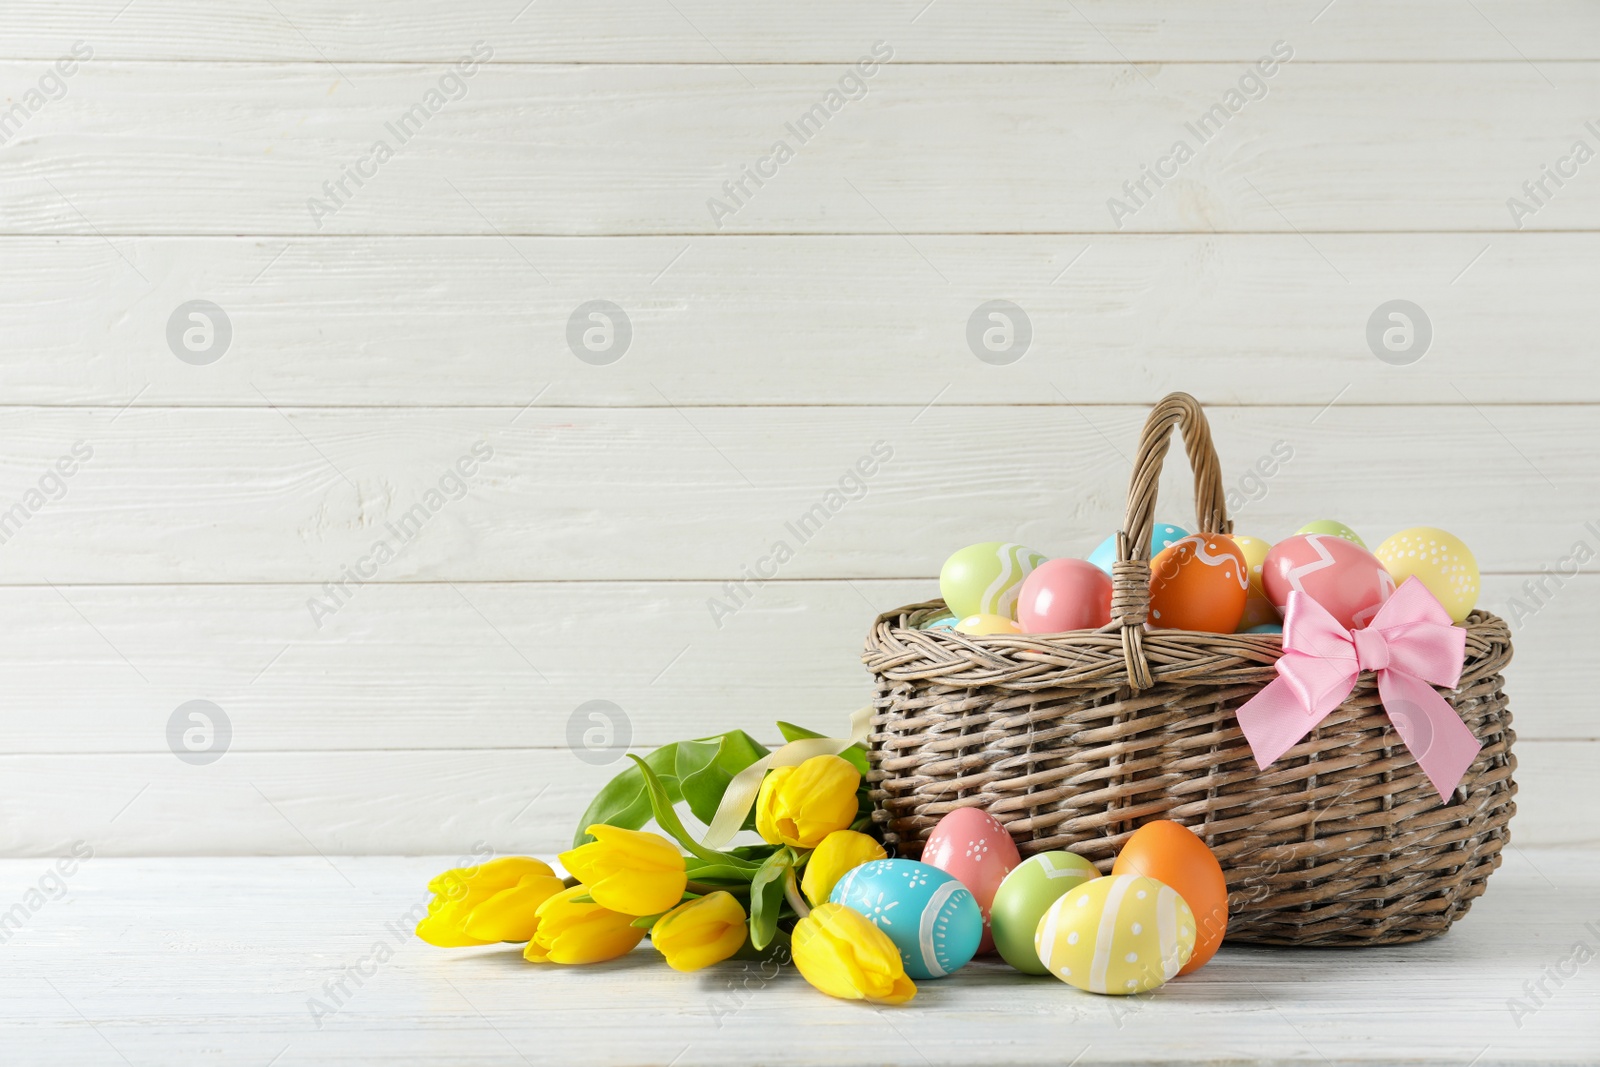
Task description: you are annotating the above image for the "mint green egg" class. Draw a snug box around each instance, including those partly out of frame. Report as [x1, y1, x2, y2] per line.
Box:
[939, 542, 1048, 620]
[1295, 520, 1366, 549]
[990, 851, 1100, 975]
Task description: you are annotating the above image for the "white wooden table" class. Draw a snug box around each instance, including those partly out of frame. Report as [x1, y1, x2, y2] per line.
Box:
[3, 849, 1594, 1066]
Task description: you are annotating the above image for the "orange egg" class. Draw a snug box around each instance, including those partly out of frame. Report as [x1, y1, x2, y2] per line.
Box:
[1111, 820, 1228, 975]
[1148, 534, 1248, 632]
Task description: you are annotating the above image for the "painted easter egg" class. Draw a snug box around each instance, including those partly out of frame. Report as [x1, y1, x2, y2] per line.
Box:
[1296, 519, 1368, 550]
[1087, 523, 1189, 576]
[990, 851, 1100, 975]
[1374, 527, 1480, 624]
[1243, 623, 1282, 634]
[1034, 875, 1196, 995]
[1111, 821, 1228, 976]
[940, 542, 1048, 621]
[1148, 535, 1249, 632]
[1263, 533, 1396, 631]
[1017, 558, 1113, 633]
[922, 808, 1022, 955]
[1231, 533, 1280, 631]
[920, 613, 958, 630]
[955, 614, 1021, 635]
[830, 859, 983, 980]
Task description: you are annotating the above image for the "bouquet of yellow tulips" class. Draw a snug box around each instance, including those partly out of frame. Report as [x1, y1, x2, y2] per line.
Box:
[416, 721, 918, 1005]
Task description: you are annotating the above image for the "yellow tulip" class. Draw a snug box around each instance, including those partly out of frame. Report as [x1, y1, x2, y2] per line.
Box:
[756, 755, 861, 849]
[523, 885, 647, 964]
[558, 825, 688, 916]
[792, 903, 916, 1005]
[801, 830, 887, 908]
[416, 856, 566, 947]
[649, 891, 748, 972]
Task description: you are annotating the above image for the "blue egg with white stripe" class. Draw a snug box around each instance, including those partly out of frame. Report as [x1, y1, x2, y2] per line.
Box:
[1087, 523, 1189, 576]
[829, 859, 982, 980]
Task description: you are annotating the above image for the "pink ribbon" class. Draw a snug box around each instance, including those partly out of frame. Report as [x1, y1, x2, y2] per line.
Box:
[1235, 577, 1480, 802]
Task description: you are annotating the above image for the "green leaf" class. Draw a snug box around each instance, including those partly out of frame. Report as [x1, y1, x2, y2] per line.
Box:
[748, 849, 793, 952]
[676, 731, 770, 826]
[571, 744, 682, 848]
[683, 858, 760, 883]
[726, 843, 783, 863]
[672, 738, 723, 824]
[774, 721, 871, 777]
[628, 755, 760, 871]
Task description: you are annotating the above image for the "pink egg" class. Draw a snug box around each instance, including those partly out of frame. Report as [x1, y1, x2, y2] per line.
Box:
[920, 807, 1021, 955]
[1017, 558, 1113, 633]
[1263, 533, 1396, 631]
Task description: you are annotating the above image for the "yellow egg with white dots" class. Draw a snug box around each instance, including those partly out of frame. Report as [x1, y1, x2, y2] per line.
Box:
[1374, 526, 1480, 624]
[1033, 874, 1195, 995]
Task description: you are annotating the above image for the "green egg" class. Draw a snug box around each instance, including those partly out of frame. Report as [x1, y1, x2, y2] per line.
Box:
[1294, 519, 1367, 550]
[990, 851, 1100, 975]
[939, 542, 1048, 620]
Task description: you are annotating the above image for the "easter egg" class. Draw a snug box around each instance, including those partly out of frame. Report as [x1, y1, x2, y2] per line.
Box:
[920, 613, 958, 630]
[1243, 623, 1282, 634]
[1087, 523, 1189, 576]
[955, 614, 1021, 635]
[1017, 559, 1114, 633]
[1296, 519, 1367, 550]
[830, 859, 982, 980]
[1110, 821, 1228, 976]
[1263, 533, 1396, 631]
[1374, 527, 1480, 624]
[1231, 533, 1280, 631]
[921, 808, 1022, 955]
[990, 852, 1100, 975]
[1035, 875, 1195, 995]
[940, 542, 1048, 621]
[1148, 535, 1248, 632]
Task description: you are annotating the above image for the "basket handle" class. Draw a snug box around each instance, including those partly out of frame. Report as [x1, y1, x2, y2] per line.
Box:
[1112, 392, 1232, 689]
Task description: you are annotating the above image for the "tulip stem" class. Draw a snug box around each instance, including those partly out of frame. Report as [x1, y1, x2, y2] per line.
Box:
[686, 880, 749, 896]
[782, 867, 810, 919]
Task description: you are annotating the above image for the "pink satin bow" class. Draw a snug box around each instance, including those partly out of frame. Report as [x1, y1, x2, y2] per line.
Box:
[1235, 577, 1480, 802]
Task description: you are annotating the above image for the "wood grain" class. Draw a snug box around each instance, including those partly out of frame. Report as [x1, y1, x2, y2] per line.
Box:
[2, 234, 1589, 406]
[5, 62, 1599, 235]
[0, 574, 1586, 755]
[0, 851, 1595, 1064]
[5, 1, 1600, 62]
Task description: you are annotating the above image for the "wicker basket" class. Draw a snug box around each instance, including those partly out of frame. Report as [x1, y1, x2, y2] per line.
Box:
[861, 392, 1515, 946]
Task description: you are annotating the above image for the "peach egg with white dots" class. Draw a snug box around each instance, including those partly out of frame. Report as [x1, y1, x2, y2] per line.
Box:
[1375, 527, 1480, 624]
[1033, 874, 1196, 995]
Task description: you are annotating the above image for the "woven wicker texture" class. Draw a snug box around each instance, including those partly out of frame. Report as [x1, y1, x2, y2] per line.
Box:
[861, 393, 1516, 946]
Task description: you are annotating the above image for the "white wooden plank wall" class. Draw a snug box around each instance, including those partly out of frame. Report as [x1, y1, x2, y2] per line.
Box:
[1, 3, 1595, 856]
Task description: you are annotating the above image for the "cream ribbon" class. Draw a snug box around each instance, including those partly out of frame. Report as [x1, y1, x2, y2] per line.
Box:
[700, 705, 875, 850]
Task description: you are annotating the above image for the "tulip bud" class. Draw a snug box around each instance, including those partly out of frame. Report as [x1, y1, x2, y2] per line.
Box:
[416, 856, 565, 947]
[755, 754, 861, 849]
[650, 891, 748, 972]
[792, 903, 916, 1004]
[801, 830, 887, 908]
[523, 885, 647, 964]
[558, 825, 688, 917]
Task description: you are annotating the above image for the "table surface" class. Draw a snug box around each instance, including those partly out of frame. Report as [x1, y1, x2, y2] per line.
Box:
[2, 849, 1596, 1066]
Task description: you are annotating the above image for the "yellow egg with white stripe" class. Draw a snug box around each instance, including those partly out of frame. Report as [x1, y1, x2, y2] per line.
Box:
[1033, 874, 1195, 995]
